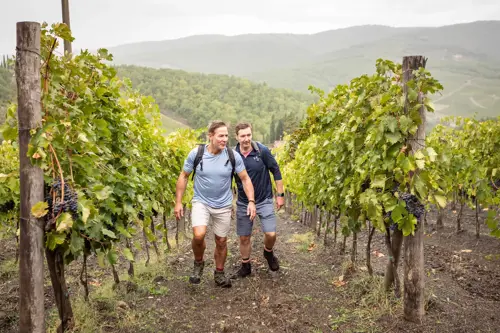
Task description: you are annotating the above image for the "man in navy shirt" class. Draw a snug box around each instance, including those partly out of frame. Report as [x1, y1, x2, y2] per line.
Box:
[232, 122, 285, 278]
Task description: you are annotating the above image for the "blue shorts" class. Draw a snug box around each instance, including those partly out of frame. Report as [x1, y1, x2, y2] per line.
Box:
[236, 198, 276, 236]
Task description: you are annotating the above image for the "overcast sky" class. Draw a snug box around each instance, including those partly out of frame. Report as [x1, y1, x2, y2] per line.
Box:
[1, 0, 500, 55]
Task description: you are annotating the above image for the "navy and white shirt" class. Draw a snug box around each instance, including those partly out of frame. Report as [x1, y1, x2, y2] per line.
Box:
[235, 142, 282, 205]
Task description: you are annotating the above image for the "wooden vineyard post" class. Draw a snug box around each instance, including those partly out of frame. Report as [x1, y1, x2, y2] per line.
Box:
[402, 55, 426, 323]
[16, 22, 45, 333]
[61, 0, 72, 54]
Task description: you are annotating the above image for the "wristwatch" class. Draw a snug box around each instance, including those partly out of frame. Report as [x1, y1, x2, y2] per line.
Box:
[276, 193, 285, 197]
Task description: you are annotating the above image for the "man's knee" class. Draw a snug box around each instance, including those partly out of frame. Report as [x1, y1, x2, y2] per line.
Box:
[240, 235, 251, 246]
[192, 227, 206, 244]
[264, 232, 276, 239]
[215, 236, 227, 248]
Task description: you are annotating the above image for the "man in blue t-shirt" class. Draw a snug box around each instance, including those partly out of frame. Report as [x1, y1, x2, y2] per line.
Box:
[232, 122, 285, 278]
[175, 121, 256, 288]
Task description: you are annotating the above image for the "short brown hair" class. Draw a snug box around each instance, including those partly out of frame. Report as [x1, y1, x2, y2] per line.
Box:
[208, 120, 227, 134]
[235, 122, 252, 135]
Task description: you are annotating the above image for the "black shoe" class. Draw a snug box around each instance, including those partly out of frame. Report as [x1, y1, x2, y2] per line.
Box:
[214, 270, 232, 288]
[189, 260, 204, 284]
[264, 249, 279, 271]
[231, 262, 251, 279]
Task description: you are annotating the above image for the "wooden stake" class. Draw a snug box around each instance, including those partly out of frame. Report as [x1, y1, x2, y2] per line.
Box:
[61, 0, 72, 54]
[402, 55, 426, 323]
[16, 21, 45, 333]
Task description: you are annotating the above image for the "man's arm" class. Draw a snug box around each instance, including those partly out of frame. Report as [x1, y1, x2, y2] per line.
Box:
[262, 146, 285, 209]
[236, 169, 257, 220]
[174, 171, 190, 219]
[175, 148, 196, 219]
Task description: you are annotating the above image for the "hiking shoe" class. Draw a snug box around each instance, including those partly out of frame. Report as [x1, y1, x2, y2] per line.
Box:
[230, 262, 251, 279]
[264, 250, 279, 271]
[189, 260, 204, 284]
[214, 270, 232, 288]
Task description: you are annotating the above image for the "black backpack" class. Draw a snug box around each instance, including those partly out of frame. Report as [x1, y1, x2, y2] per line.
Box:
[191, 144, 236, 181]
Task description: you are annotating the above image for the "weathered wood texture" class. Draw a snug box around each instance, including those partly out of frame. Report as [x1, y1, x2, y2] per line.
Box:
[16, 21, 45, 333]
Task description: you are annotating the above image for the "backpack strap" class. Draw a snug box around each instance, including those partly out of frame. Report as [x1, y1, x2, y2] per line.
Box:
[251, 141, 272, 169]
[251, 141, 261, 159]
[225, 147, 236, 178]
[191, 144, 205, 180]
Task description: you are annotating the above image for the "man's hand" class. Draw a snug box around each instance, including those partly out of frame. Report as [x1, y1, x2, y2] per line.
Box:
[276, 196, 285, 210]
[247, 201, 256, 220]
[174, 202, 184, 220]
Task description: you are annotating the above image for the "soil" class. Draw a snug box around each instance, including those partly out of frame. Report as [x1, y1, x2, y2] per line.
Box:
[1, 204, 499, 332]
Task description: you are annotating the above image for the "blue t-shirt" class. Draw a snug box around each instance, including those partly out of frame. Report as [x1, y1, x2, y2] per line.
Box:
[183, 145, 245, 209]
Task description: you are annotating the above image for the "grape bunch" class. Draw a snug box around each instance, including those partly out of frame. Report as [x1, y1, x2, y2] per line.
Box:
[46, 179, 78, 219]
[399, 192, 425, 219]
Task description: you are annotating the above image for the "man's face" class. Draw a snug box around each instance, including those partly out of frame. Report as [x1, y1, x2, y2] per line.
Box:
[209, 126, 229, 150]
[237, 127, 252, 149]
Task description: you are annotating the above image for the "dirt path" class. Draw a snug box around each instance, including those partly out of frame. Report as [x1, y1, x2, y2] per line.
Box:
[1, 206, 500, 332]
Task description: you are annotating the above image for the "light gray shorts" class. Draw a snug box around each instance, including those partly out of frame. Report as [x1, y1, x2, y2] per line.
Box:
[236, 198, 276, 236]
[191, 201, 232, 237]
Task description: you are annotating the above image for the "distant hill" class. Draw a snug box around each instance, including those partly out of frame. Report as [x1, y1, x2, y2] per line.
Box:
[116, 66, 313, 142]
[108, 21, 500, 124]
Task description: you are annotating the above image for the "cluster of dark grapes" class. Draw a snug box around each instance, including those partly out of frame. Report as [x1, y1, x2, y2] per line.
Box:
[46, 179, 78, 219]
[399, 192, 425, 219]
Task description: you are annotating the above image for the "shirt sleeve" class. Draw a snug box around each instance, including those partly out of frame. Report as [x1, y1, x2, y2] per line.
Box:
[262, 145, 283, 181]
[233, 150, 246, 174]
[183, 148, 198, 173]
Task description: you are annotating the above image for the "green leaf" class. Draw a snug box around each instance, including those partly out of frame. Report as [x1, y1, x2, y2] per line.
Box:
[385, 132, 401, 144]
[371, 174, 386, 189]
[408, 88, 418, 102]
[434, 195, 447, 208]
[97, 251, 106, 267]
[56, 212, 73, 232]
[77, 132, 89, 142]
[0, 125, 17, 141]
[391, 203, 406, 223]
[107, 249, 118, 265]
[69, 231, 85, 254]
[123, 248, 134, 261]
[414, 150, 425, 159]
[426, 147, 438, 162]
[102, 228, 117, 239]
[401, 214, 417, 236]
[398, 116, 413, 133]
[381, 192, 398, 212]
[416, 159, 425, 169]
[116, 224, 132, 238]
[94, 185, 113, 200]
[31, 201, 49, 218]
[386, 116, 398, 133]
[46, 231, 66, 250]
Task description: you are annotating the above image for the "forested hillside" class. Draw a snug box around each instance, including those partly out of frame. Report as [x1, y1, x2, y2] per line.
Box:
[116, 65, 314, 142]
[108, 21, 500, 122]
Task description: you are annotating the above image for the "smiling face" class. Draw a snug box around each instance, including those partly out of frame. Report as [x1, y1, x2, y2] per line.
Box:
[236, 127, 252, 151]
[208, 125, 229, 152]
